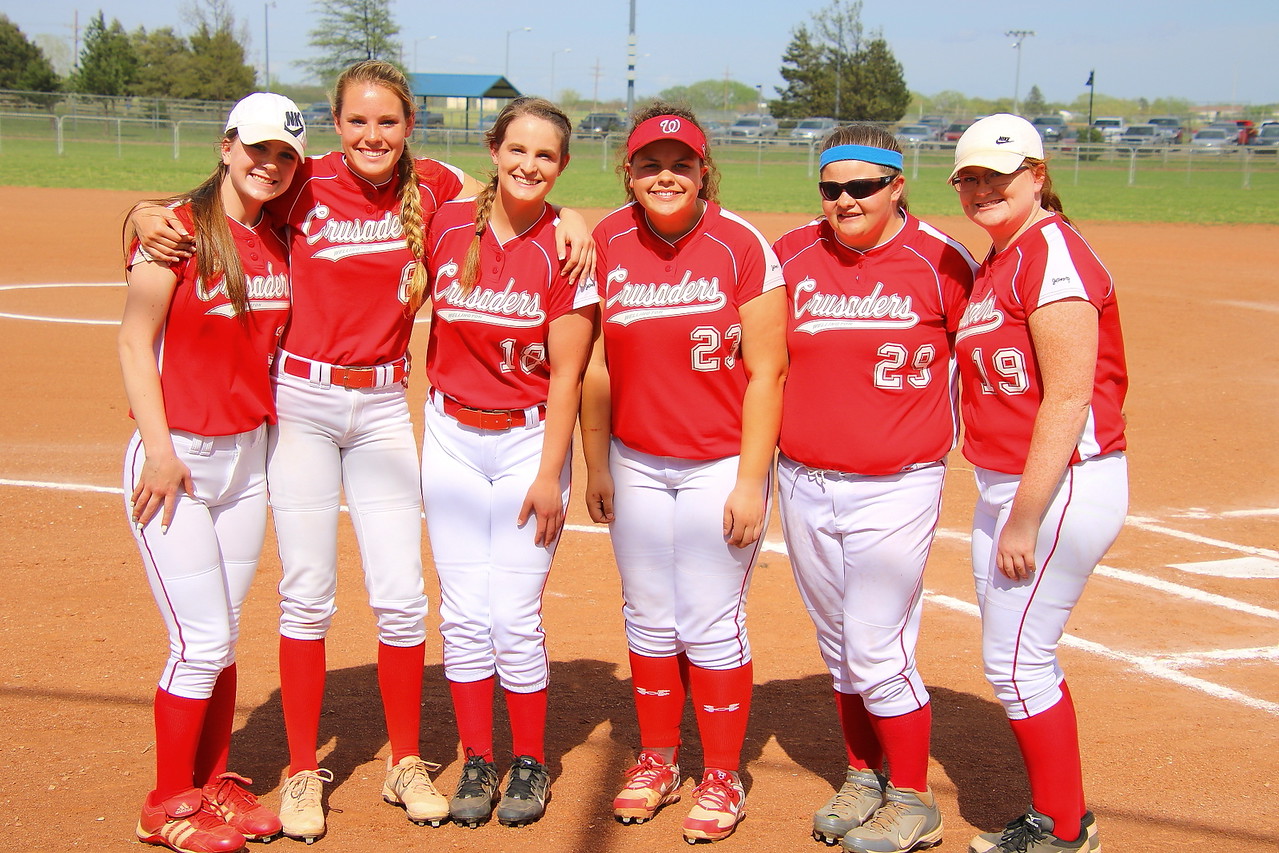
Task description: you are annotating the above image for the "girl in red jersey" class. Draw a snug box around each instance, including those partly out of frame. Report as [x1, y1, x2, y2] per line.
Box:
[771, 124, 975, 853]
[580, 103, 788, 844]
[134, 62, 594, 842]
[120, 92, 305, 853]
[419, 97, 596, 829]
[949, 114, 1127, 853]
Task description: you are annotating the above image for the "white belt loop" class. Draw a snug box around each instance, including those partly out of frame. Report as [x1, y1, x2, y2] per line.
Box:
[375, 363, 393, 386]
[523, 404, 542, 428]
[309, 359, 331, 388]
[189, 435, 215, 457]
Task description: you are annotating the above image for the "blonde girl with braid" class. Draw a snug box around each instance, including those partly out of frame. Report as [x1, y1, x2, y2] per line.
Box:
[130, 63, 597, 842]
[419, 97, 596, 828]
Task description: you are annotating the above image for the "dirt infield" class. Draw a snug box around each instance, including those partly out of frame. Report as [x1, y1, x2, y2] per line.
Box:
[0, 186, 1276, 853]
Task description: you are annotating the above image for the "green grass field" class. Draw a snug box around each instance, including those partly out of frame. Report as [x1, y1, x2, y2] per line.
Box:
[3, 123, 1277, 224]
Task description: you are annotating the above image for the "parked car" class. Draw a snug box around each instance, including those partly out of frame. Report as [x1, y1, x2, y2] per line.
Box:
[789, 117, 837, 144]
[1146, 116, 1184, 143]
[704, 120, 730, 140]
[942, 122, 971, 142]
[1116, 123, 1165, 154]
[1247, 123, 1279, 152]
[1091, 116, 1126, 142]
[918, 114, 947, 128]
[576, 113, 627, 138]
[728, 114, 779, 139]
[894, 123, 938, 147]
[1190, 127, 1236, 153]
[301, 103, 333, 129]
[421, 111, 444, 127]
[1030, 116, 1074, 144]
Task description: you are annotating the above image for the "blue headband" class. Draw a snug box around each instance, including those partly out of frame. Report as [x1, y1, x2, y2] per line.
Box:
[819, 144, 904, 171]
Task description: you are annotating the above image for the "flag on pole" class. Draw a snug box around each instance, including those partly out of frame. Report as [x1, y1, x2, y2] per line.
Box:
[1085, 70, 1095, 87]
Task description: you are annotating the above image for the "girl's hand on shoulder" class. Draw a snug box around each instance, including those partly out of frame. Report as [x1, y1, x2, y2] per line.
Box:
[130, 454, 194, 533]
[518, 474, 566, 548]
[723, 484, 765, 548]
[584, 470, 615, 524]
[130, 204, 194, 264]
[554, 207, 597, 287]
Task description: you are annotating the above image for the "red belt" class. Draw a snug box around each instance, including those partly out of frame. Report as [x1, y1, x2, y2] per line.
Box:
[435, 391, 545, 431]
[277, 355, 407, 389]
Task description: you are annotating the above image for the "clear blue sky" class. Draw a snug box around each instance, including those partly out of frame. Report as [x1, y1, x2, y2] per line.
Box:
[9, 0, 1278, 110]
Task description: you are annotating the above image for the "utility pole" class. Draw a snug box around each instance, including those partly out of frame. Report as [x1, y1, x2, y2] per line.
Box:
[626, 0, 637, 117]
[591, 59, 603, 112]
[1005, 30, 1035, 116]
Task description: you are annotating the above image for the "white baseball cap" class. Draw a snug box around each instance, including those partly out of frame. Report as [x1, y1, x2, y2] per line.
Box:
[225, 92, 307, 158]
[949, 113, 1043, 181]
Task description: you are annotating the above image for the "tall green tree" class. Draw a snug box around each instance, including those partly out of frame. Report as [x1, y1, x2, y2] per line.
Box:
[1023, 85, 1047, 116]
[0, 15, 60, 93]
[770, 0, 909, 123]
[303, 0, 401, 82]
[131, 27, 192, 98]
[187, 23, 256, 100]
[69, 12, 138, 97]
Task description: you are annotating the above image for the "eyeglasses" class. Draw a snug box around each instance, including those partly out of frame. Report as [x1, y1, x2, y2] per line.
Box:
[818, 175, 896, 201]
[949, 166, 1028, 193]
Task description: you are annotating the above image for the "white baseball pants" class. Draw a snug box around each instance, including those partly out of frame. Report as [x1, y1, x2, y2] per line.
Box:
[125, 425, 268, 698]
[420, 397, 568, 692]
[268, 369, 428, 647]
[607, 438, 767, 670]
[777, 456, 943, 716]
[972, 451, 1128, 719]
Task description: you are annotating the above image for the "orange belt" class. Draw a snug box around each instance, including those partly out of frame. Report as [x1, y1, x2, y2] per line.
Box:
[435, 390, 545, 431]
[277, 355, 407, 389]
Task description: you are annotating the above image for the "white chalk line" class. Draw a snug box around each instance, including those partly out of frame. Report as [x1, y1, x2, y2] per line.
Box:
[1127, 515, 1279, 560]
[0, 282, 124, 325]
[5, 478, 1277, 716]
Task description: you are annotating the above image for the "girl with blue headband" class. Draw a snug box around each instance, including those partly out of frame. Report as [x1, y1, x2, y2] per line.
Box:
[771, 123, 978, 853]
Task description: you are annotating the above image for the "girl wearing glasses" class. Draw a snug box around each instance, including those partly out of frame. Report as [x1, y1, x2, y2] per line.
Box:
[771, 123, 975, 853]
[949, 114, 1127, 853]
[581, 103, 787, 843]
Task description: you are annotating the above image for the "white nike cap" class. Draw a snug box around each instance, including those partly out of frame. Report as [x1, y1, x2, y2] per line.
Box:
[949, 113, 1043, 181]
[225, 92, 307, 158]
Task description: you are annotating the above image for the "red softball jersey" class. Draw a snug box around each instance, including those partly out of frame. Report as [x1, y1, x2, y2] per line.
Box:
[129, 204, 290, 436]
[424, 199, 599, 410]
[774, 213, 976, 475]
[594, 201, 784, 461]
[955, 214, 1128, 475]
[271, 151, 463, 366]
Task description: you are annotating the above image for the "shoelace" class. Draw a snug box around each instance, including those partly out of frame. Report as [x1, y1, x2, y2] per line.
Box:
[208, 774, 260, 808]
[692, 775, 740, 813]
[997, 814, 1049, 853]
[505, 758, 547, 800]
[860, 797, 910, 832]
[283, 769, 332, 812]
[395, 760, 442, 797]
[455, 758, 497, 798]
[623, 754, 675, 790]
[827, 779, 877, 812]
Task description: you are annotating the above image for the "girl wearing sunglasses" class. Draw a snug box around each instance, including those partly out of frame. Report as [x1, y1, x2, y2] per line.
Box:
[771, 123, 976, 853]
[950, 114, 1126, 853]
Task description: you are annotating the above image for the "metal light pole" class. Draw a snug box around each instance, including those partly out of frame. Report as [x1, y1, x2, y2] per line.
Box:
[505, 27, 531, 78]
[550, 48, 571, 99]
[263, 1, 275, 91]
[1005, 29, 1035, 115]
[626, 0, 637, 117]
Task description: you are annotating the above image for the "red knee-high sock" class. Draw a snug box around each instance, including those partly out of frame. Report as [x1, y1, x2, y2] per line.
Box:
[1060, 681, 1087, 817]
[154, 688, 210, 800]
[505, 687, 548, 764]
[834, 690, 883, 771]
[279, 636, 325, 774]
[689, 661, 753, 772]
[378, 641, 425, 764]
[193, 665, 237, 786]
[1009, 682, 1084, 842]
[869, 703, 931, 791]
[628, 652, 686, 753]
[449, 676, 495, 761]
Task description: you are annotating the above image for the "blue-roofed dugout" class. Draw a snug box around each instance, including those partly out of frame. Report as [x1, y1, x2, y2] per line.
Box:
[406, 73, 522, 129]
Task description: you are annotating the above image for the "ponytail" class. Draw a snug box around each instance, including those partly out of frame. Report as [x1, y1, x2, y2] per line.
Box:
[1024, 157, 1075, 228]
[398, 145, 429, 314]
[459, 177, 499, 296]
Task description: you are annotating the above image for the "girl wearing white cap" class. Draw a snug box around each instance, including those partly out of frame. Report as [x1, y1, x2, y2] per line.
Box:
[581, 102, 788, 843]
[949, 113, 1128, 853]
[772, 123, 976, 853]
[120, 92, 305, 853]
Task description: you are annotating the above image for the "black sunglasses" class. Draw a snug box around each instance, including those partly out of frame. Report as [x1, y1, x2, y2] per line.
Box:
[818, 175, 896, 201]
